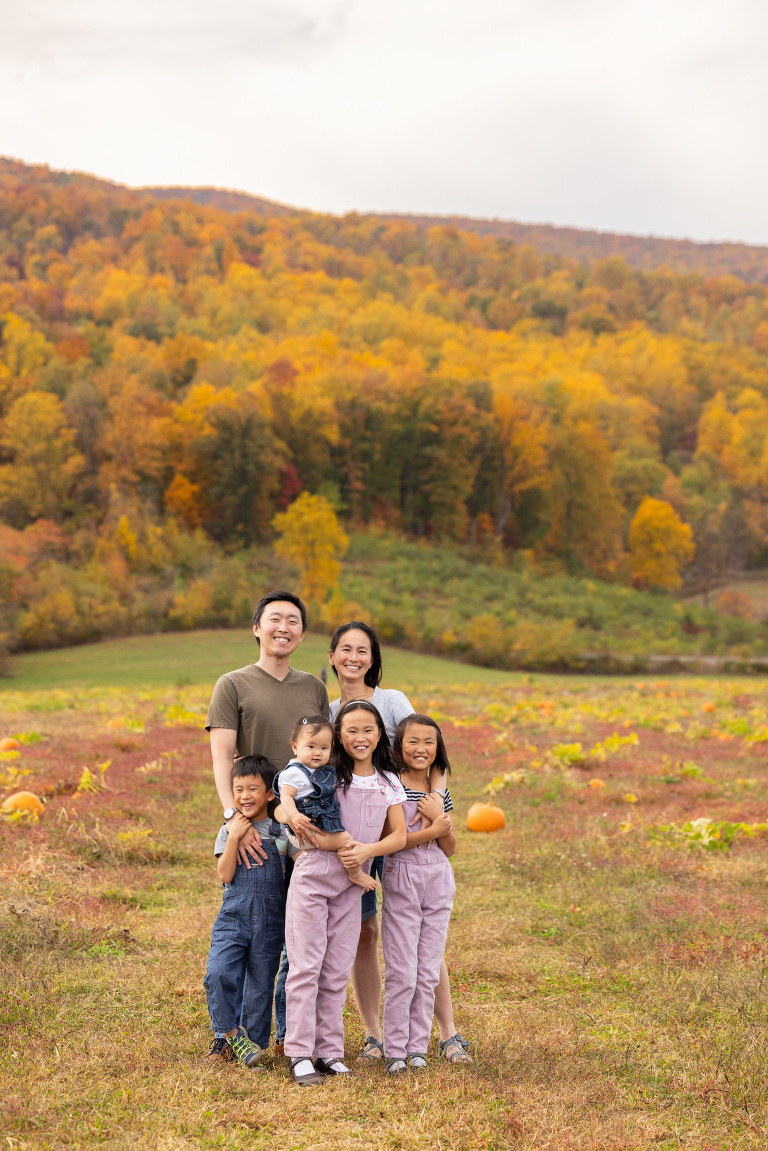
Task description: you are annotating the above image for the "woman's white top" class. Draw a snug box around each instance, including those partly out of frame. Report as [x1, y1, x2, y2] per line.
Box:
[329, 686, 414, 741]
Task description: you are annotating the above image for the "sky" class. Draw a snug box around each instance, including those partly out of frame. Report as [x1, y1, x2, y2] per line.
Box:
[1, 0, 767, 245]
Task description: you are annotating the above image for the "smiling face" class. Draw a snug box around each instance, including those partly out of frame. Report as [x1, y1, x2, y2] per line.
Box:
[329, 628, 373, 684]
[339, 707, 381, 770]
[399, 722, 438, 776]
[233, 774, 273, 822]
[253, 600, 304, 659]
[291, 725, 333, 770]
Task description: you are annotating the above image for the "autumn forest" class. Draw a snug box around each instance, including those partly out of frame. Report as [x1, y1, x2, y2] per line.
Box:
[2, 157, 768, 666]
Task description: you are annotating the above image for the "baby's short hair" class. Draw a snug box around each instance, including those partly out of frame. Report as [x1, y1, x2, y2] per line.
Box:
[290, 714, 333, 743]
[231, 754, 275, 790]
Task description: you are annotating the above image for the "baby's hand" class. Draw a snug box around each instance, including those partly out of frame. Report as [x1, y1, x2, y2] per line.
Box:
[288, 810, 324, 846]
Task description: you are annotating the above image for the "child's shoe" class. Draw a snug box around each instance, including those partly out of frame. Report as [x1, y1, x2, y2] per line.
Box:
[226, 1027, 263, 1069]
[207, 1036, 234, 1063]
[314, 1057, 354, 1076]
[406, 1053, 428, 1070]
[385, 1057, 408, 1075]
[290, 1057, 323, 1086]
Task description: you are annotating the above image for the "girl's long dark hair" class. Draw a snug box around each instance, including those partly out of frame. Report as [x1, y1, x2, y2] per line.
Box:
[332, 699, 399, 791]
[392, 713, 452, 776]
[329, 621, 383, 689]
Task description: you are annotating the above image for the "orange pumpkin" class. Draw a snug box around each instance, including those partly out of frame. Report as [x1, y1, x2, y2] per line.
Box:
[1, 791, 45, 817]
[466, 802, 506, 833]
[0, 737, 22, 752]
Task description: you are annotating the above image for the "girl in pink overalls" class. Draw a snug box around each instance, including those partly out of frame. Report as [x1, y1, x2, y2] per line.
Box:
[282, 699, 407, 1085]
[381, 713, 457, 1073]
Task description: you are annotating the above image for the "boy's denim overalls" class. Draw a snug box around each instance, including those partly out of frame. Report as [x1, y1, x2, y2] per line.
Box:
[204, 825, 285, 1050]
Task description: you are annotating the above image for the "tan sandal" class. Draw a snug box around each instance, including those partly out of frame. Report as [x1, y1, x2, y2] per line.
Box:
[439, 1035, 471, 1064]
[355, 1035, 384, 1062]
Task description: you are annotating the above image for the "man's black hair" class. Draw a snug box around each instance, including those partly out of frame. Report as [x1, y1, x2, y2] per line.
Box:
[231, 754, 276, 791]
[251, 590, 308, 646]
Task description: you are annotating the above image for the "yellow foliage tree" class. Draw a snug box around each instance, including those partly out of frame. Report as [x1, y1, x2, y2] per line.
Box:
[0, 313, 54, 411]
[272, 493, 349, 605]
[0, 390, 84, 522]
[629, 497, 694, 590]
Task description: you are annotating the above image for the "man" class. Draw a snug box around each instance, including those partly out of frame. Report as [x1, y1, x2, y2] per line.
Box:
[205, 589, 329, 1059]
[207, 590, 329, 832]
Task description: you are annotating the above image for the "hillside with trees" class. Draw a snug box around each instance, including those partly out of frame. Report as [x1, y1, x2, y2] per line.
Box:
[137, 181, 768, 283]
[2, 156, 768, 666]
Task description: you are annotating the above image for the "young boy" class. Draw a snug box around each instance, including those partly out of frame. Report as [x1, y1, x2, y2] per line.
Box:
[204, 756, 298, 1069]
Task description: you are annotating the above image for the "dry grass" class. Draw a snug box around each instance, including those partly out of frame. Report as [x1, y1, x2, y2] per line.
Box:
[3, 677, 768, 1149]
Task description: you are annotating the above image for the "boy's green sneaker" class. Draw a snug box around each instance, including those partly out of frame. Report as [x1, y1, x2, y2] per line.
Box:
[226, 1027, 263, 1069]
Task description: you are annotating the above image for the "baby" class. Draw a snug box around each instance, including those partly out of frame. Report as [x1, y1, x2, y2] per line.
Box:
[273, 714, 376, 892]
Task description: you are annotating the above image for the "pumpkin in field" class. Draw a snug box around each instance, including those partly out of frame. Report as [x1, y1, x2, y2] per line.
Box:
[0, 737, 21, 752]
[467, 802, 506, 833]
[1, 791, 45, 817]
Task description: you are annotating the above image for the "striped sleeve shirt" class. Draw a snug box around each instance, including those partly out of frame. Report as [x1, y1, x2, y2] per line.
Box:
[402, 786, 453, 812]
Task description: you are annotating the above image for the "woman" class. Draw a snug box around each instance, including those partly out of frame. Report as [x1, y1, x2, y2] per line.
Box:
[328, 620, 470, 1065]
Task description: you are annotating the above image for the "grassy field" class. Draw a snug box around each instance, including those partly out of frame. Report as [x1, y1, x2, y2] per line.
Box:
[3, 650, 768, 1149]
[0, 628, 522, 693]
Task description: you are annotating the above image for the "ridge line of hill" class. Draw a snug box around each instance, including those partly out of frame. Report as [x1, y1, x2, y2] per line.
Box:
[135, 184, 768, 283]
[5, 155, 768, 281]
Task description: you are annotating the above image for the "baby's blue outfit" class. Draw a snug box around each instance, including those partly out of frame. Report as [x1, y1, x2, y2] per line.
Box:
[274, 760, 346, 833]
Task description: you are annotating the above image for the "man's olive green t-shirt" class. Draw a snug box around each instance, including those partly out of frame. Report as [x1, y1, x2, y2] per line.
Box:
[205, 664, 330, 771]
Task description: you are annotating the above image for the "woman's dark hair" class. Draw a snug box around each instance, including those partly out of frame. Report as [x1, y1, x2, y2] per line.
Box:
[231, 754, 276, 790]
[329, 621, 383, 689]
[331, 699, 398, 790]
[290, 714, 333, 743]
[393, 713, 451, 776]
[251, 590, 307, 645]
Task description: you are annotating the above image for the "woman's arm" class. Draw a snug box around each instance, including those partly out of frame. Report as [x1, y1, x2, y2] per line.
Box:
[337, 804, 407, 870]
[429, 767, 448, 796]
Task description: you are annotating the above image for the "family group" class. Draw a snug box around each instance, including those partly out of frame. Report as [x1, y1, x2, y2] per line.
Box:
[202, 590, 469, 1084]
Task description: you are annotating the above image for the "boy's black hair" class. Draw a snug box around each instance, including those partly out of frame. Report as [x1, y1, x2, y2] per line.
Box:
[329, 621, 383, 688]
[290, 714, 333, 744]
[251, 591, 307, 645]
[331, 699, 399, 790]
[231, 754, 276, 791]
[393, 713, 451, 776]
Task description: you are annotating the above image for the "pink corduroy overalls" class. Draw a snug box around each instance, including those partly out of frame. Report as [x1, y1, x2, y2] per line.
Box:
[381, 797, 456, 1060]
[284, 777, 389, 1061]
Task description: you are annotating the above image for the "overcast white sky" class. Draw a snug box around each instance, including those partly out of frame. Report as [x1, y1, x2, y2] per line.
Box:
[2, 0, 767, 244]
